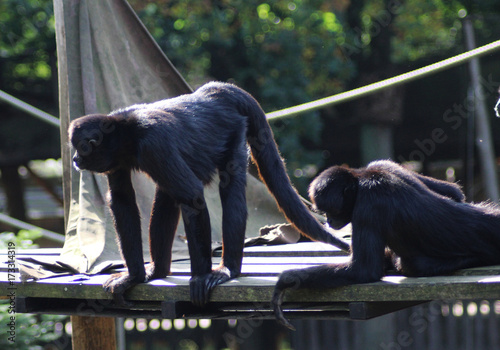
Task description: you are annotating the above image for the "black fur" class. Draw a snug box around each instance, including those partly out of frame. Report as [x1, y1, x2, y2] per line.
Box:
[69, 82, 350, 307]
[272, 159, 500, 330]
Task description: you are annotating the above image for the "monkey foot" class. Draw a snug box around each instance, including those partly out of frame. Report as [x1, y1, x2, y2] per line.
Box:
[103, 272, 143, 306]
[145, 263, 169, 281]
[189, 268, 233, 307]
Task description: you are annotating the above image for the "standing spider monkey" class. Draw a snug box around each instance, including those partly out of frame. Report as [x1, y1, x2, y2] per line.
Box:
[69, 82, 350, 307]
[273, 159, 500, 330]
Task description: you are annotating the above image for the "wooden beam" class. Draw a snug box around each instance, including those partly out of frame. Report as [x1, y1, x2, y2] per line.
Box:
[71, 316, 116, 350]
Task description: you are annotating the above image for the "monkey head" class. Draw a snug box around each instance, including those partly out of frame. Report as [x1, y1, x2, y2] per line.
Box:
[68, 114, 120, 173]
[309, 165, 358, 230]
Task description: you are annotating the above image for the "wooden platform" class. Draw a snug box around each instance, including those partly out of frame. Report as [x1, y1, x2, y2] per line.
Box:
[2, 242, 500, 321]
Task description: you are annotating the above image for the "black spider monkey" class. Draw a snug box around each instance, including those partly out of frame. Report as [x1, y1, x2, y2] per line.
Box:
[273, 159, 500, 330]
[69, 82, 350, 306]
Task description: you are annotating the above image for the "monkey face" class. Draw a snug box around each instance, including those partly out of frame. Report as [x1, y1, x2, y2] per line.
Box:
[309, 165, 358, 230]
[325, 213, 351, 230]
[69, 114, 119, 173]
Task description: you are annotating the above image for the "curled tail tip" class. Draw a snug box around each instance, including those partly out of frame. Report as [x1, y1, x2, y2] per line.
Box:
[272, 288, 296, 331]
[278, 313, 296, 331]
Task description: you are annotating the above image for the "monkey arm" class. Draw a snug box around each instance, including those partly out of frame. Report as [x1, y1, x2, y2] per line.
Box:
[103, 169, 145, 300]
[146, 189, 181, 280]
[272, 224, 386, 330]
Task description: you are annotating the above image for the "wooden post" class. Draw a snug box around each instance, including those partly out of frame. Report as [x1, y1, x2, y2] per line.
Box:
[463, 17, 499, 201]
[71, 316, 117, 350]
[360, 124, 394, 165]
[0, 165, 27, 222]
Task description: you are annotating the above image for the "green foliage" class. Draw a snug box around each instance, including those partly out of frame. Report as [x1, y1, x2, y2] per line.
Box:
[0, 230, 42, 249]
[3, 0, 496, 190]
[0, 0, 60, 161]
[132, 0, 354, 103]
[0, 304, 66, 350]
[0, 0, 56, 94]
[130, 0, 356, 192]
[391, 0, 465, 61]
[129, 0, 500, 191]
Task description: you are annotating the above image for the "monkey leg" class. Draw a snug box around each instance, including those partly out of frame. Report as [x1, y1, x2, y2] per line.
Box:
[399, 255, 484, 277]
[146, 189, 180, 281]
[218, 162, 247, 277]
[271, 264, 376, 331]
[180, 198, 217, 307]
[188, 153, 250, 305]
[273, 226, 386, 330]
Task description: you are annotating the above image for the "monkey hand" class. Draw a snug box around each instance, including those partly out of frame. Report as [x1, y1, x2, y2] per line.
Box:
[103, 272, 144, 306]
[189, 267, 232, 307]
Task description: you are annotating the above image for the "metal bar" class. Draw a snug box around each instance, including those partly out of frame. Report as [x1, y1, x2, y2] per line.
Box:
[0, 212, 64, 243]
[0, 90, 60, 128]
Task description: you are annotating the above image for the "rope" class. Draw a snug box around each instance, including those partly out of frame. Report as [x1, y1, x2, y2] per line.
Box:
[3, 39, 500, 125]
[267, 39, 500, 120]
[0, 90, 60, 127]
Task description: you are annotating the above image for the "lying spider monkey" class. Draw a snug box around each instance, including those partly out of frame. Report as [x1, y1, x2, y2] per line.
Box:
[273, 159, 500, 330]
[69, 82, 350, 306]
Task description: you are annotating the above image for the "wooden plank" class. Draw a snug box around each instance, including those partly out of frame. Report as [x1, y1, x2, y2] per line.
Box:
[6, 255, 500, 277]
[348, 301, 425, 319]
[17, 295, 419, 321]
[0, 242, 345, 258]
[4, 272, 500, 304]
[237, 242, 348, 257]
[15, 296, 357, 320]
[0, 248, 62, 256]
[454, 265, 500, 276]
[169, 256, 351, 276]
[0, 244, 346, 273]
[4, 244, 500, 320]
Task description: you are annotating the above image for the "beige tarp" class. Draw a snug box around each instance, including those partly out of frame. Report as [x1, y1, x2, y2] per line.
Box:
[18, 0, 295, 279]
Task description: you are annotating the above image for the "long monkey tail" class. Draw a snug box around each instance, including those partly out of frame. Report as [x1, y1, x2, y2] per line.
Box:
[216, 82, 350, 252]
